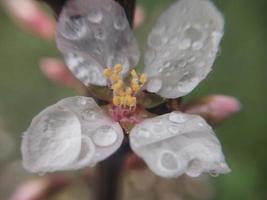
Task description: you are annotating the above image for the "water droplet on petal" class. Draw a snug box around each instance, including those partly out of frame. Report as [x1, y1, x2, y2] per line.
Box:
[186, 160, 203, 177]
[61, 15, 87, 40]
[168, 113, 186, 123]
[192, 41, 203, 50]
[209, 170, 219, 177]
[168, 124, 180, 134]
[178, 77, 199, 93]
[93, 126, 118, 147]
[178, 39, 191, 50]
[87, 9, 103, 23]
[82, 109, 97, 121]
[184, 25, 203, 43]
[94, 27, 106, 40]
[114, 18, 127, 30]
[79, 98, 87, 105]
[138, 128, 151, 138]
[198, 122, 204, 127]
[146, 78, 162, 93]
[159, 151, 178, 170]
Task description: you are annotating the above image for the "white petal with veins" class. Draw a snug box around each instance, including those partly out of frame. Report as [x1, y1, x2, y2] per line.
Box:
[56, 0, 140, 86]
[144, 0, 224, 98]
[130, 112, 230, 178]
[22, 96, 124, 173]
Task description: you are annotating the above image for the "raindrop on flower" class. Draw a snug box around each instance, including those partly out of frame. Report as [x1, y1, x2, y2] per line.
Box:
[92, 126, 118, 147]
[61, 15, 87, 40]
[168, 113, 186, 123]
[87, 9, 103, 23]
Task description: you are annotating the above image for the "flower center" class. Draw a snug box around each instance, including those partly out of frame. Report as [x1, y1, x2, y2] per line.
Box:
[104, 64, 147, 109]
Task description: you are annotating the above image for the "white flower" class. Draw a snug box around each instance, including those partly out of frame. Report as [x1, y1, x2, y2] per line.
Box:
[22, 0, 230, 178]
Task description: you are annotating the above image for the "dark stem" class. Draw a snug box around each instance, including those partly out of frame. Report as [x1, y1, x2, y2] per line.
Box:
[95, 142, 131, 200]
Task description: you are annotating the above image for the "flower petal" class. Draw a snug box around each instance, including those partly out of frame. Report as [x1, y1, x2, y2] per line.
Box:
[144, 0, 224, 98]
[56, 0, 140, 86]
[22, 96, 124, 173]
[129, 112, 230, 178]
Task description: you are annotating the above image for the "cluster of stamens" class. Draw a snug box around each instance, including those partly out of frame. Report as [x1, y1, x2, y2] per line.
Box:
[104, 64, 147, 109]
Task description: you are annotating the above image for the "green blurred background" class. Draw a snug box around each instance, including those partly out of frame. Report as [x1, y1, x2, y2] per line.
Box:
[0, 0, 266, 199]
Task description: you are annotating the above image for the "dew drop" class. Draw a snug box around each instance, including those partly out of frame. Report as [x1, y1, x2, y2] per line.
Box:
[163, 61, 171, 68]
[94, 27, 106, 40]
[61, 15, 87, 40]
[114, 18, 127, 30]
[168, 113, 186, 123]
[198, 122, 204, 127]
[138, 128, 151, 138]
[178, 77, 199, 93]
[78, 98, 87, 105]
[159, 151, 178, 170]
[82, 109, 97, 121]
[87, 9, 103, 23]
[184, 25, 202, 43]
[146, 78, 162, 93]
[209, 170, 219, 177]
[192, 41, 203, 50]
[168, 124, 180, 134]
[178, 39, 191, 50]
[186, 160, 202, 177]
[188, 56, 196, 63]
[93, 126, 118, 147]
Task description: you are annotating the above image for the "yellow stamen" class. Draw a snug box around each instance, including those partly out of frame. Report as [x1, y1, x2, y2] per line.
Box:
[104, 68, 113, 77]
[131, 82, 140, 92]
[112, 96, 120, 106]
[140, 74, 147, 85]
[131, 69, 138, 78]
[114, 64, 123, 74]
[104, 65, 147, 108]
[111, 74, 120, 82]
[112, 79, 123, 91]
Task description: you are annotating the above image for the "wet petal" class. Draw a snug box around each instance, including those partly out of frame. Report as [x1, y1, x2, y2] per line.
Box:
[144, 0, 224, 98]
[22, 96, 124, 173]
[56, 0, 140, 86]
[130, 112, 230, 178]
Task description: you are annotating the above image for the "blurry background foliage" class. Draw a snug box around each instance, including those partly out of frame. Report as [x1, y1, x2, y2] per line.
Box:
[0, 0, 267, 199]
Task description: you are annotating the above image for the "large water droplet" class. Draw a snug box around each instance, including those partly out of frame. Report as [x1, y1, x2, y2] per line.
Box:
[61, 15, 87, 40]
[178, 77, 199, 93]
[82, 109, 97, 121]
[87, 9, 103, 23]
[114, 18, 127, 30]
[146, 78, 162, 93]
[186, 160, 202, 177]
[93, 126, 118, 147]
[209, 170, 219, 177]
[168, 124, 180, 134]
[159, 151, 178, 170]
[168, 113, 186, 123]
[184, 25, 202, 43]
[138, 128, 151, 138]
[94, 27, 106, 40]
[192, 41, 203, 50]
[178, 39, 191, 50]
[78, 98, 87, 105]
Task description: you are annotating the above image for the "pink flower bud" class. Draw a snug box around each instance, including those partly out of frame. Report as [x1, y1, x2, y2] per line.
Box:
[40, 58, 83, 89]
[10, 175, 72, 200]
[134, 5, 145, 28]
[182, 95, 241, 125]
[3, 0, 55, 39]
